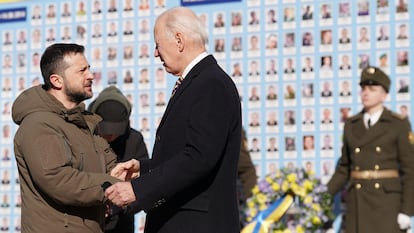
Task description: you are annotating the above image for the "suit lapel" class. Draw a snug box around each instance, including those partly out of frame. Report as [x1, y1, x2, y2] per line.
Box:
[156, 55, 215, 131]
[157, 77, 191, 130]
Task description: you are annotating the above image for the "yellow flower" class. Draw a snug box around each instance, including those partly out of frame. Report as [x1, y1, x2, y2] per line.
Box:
[247, 200, 255, 208]
[312, 203, 321, 212]
[282, 181, 289, 192]
[265, 176, 273, 184]
[291, 183, 300, 193]
[243, 167, 334, 232]
[286, 173, 297, 183]
[271, 182, 280, 191]
[296, 225, 305, 233]
[296, 187, 306, 198]
[303, 196, 313, 205]
[312, 216, 321, 225]
[303, 180, 313, 191]
[249, 209, 257, 218]
[257, 193, 267, 204]
[251, 186, 259, 195]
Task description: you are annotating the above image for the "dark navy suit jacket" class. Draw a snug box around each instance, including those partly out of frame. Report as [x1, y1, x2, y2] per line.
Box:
[130, 55, 242, 233]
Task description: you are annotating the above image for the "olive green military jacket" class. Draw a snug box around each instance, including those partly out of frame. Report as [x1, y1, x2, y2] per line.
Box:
[12, 85, 120, 233]
[328, 108, 414, 233]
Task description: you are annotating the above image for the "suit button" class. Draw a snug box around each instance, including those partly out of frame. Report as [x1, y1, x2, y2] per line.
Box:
[355, 166, 360, 171]
[376, 147, 381, 153]
[356, 183, 362, 189]
[374, 165, 380, 170]
[375, 183, 380, 189]
[355, 148, 361, 153]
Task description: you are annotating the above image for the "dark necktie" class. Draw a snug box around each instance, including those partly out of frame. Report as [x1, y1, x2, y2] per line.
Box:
[367, 118, 371, 128]
[171, 76, 184, 97]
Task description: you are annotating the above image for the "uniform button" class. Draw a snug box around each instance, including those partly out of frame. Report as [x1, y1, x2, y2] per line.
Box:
[376, 147, 381, 153]
[356, 183, 362, 189]
[355, 166, 360, 171]
[374, 165, 380, 170]
[375, 183, 380, 189]
[355, 148, 361, 153]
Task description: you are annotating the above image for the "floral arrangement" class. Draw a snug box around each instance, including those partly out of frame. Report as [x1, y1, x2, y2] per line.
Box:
[243, 167, 335, 233]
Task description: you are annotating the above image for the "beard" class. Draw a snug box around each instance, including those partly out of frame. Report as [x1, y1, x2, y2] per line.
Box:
[65, 83, 93, 104]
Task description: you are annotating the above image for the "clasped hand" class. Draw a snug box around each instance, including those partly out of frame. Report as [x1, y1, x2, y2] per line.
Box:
[105, 181, 136, 208]
[106, 159, 140, 207]
[111, 159, 140, 181]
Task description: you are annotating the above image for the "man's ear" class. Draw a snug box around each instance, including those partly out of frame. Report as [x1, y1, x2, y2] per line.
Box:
[176, 32, 184, 52]
[49, 74, 63, 89]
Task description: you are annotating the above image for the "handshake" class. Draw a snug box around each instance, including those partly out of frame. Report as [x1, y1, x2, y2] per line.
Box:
[111, 159, 141, 181]
[104, 159, 141, 208]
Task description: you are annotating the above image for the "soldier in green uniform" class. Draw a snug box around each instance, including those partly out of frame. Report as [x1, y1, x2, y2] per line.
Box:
[327, 66, 414, 233]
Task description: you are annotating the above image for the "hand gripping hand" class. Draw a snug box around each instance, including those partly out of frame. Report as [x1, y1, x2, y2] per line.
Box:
[110, 159, 140, 181]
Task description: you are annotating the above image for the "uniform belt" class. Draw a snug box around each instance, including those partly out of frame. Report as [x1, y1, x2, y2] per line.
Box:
[350, 169, 399, 180]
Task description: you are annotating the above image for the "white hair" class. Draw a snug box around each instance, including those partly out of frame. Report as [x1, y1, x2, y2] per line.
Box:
[158, 7, 208, 47]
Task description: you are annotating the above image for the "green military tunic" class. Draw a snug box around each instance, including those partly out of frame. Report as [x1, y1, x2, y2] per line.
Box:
[328, 108, 414, 233]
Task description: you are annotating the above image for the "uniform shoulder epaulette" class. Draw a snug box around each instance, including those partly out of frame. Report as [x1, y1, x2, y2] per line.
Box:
[391, 112, 406, 120]
[409, 132, 414, 145]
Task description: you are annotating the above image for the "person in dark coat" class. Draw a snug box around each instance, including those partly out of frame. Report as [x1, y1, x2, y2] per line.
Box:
[105, 6, 242, 233]
[88, 86, 149, 233]
[327, 66, 414, 233]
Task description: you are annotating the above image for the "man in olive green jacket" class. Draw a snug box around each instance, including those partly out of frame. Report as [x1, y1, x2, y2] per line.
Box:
[328, 66, 414, 233]
[12, 43, 125, 232]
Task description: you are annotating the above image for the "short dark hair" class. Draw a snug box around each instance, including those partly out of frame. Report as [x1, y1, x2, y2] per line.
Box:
[40, 43, 85, 90]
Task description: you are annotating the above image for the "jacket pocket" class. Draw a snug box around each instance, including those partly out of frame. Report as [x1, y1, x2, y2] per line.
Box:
[61, 136, 85, 171]
[382, 181, 402, 193]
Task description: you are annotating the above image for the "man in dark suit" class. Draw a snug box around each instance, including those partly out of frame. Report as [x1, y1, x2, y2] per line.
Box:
[106, 6, 242, 233]
[327, 66, 414, 233]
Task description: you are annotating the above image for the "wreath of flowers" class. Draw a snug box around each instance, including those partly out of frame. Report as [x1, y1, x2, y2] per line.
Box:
[244, 167, 335, 233]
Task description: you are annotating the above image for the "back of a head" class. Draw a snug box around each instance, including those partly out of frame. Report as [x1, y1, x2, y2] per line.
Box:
[40, 43, 85, 90]
[159, 7, 208, 48]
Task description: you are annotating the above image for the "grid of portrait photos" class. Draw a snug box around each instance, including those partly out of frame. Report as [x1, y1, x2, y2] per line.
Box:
[0, 0, 413, 232]
[206, 0, 411, 183]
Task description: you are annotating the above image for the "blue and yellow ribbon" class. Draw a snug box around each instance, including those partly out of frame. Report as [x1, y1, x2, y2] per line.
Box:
[242, 193, 294, 233]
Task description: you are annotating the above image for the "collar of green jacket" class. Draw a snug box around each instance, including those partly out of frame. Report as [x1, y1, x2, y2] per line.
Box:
[12, 85, 100, 130]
